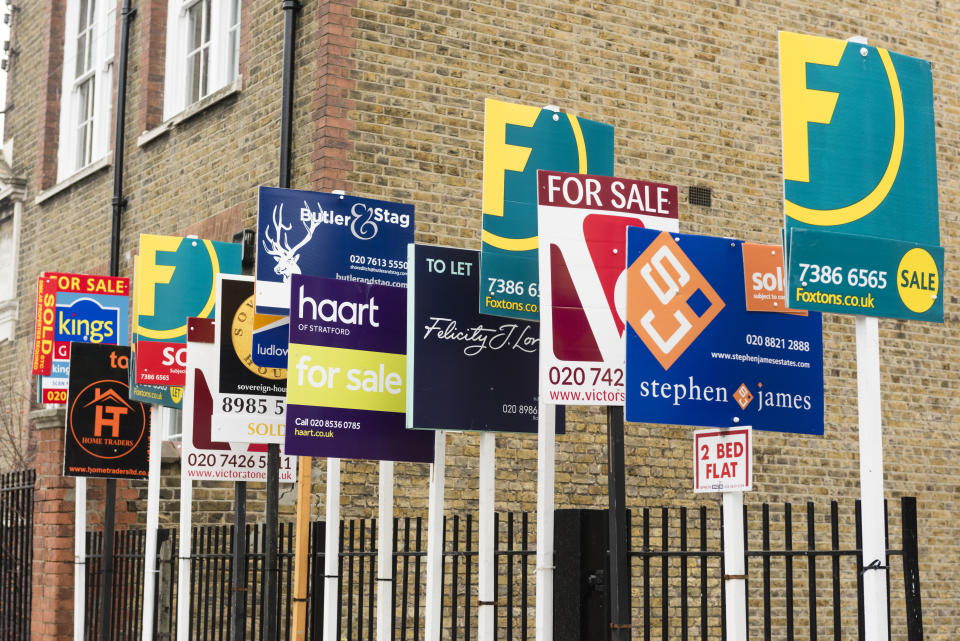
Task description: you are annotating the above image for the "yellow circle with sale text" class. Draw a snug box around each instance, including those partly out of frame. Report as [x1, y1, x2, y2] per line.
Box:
[896, 248, 938, 313]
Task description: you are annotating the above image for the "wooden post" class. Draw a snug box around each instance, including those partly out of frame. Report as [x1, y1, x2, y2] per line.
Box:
[290, 456, 312, 641]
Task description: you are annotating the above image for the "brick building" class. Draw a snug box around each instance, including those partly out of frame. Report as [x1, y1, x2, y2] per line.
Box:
[0, 1, 955, 639]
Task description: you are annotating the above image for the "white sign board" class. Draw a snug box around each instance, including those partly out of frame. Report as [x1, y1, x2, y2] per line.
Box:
[537, 170, 679, 405]
[184, 317, 296, 482]
[210, 275, 288, 444]
[693, 426, 751, 493]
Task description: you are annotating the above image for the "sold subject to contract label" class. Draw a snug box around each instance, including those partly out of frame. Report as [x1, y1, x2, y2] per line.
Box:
[786, 228, 943, 322]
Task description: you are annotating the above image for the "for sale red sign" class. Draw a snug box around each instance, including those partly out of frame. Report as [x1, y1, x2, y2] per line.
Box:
[694, 427, 752, 493]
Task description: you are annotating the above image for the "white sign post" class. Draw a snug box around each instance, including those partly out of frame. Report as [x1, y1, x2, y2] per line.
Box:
[694, 426, 752, 641]
[423, 432, 446, 641]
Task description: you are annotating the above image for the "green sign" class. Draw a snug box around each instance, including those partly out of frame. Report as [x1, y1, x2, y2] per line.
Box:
[479, 98, 613, 320]
[787, 229, 943, 322]
[779, 32, 944, 320]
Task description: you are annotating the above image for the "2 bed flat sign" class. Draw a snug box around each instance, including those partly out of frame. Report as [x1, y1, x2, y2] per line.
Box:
[694, 427, 752, 493]
[537, 170, 679, 405]
[32, 272, 129, 404]
[134, 234, 242, 387]
[252, 186, 414, 367]
[779, 32, 944, 322]
[284, 274, 434, 462]
[64, 343, 150, 479]
[624, 229, 825, 435]
[209, 276, 288, 444]
[407, 244, 541, 433]
[183, 317, 296, 483]
[480, 98, 614, 321]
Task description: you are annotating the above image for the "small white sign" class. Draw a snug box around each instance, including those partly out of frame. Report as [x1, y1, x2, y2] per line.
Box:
[694, 426, 752, 493]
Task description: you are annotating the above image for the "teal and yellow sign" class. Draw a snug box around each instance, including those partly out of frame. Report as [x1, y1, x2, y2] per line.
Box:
[480, 98, 614, 320]
[779, 32, 944, 321]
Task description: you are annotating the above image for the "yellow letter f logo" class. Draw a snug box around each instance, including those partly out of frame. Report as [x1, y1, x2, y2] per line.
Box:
[779, 32, 845, 183]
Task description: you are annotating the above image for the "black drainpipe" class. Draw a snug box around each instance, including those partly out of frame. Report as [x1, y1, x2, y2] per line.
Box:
[100, 2, 135, 641]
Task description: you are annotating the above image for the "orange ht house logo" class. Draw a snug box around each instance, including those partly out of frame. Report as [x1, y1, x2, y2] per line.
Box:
[69, 379, 147, 460]
[626, 232, 724, 370]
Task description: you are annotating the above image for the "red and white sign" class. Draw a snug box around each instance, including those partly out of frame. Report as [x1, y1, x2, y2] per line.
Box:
[694, 427, 752, 493]
[182, 318, 296, 483]
[537, 170, 679, 405]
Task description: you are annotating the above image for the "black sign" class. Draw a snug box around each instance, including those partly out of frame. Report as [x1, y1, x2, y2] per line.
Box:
[64, 343, 150, 479]
[217, 276, 286, 397]
[408, 245, 545, 433]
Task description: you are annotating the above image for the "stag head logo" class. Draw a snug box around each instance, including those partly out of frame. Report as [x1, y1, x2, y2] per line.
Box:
[262, 203, 320, 282]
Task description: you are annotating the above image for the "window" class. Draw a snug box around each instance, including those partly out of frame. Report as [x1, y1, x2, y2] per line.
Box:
[57, 0, 115, 182]
[164, 0, 240, 119]
[0, 204, 20, 343]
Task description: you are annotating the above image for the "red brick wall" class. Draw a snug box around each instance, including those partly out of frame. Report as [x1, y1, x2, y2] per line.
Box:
[310, 0, 358, 191]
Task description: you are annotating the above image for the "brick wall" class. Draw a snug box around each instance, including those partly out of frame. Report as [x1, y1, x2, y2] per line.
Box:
[0, 1, 956, 639]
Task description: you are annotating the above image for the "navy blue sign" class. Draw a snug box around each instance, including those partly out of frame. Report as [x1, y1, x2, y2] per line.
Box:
[624, 229, 824, 434]
[408, 245, 543, 432]
[285, 275, 434, 463]
[253, 186, 414, 367]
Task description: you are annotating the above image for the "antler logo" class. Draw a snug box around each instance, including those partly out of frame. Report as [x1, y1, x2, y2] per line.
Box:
[262, 204, 321, 281]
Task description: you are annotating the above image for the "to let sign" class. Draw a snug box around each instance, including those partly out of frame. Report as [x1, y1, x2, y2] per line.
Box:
[694, 427, 751, 493]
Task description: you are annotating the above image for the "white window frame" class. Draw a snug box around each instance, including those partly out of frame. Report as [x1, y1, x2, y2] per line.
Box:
[163, 0, 238, 120]
[56, 0, 115, 183]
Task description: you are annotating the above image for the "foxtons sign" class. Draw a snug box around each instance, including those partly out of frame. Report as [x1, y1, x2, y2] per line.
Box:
[778, 32, 944, 322]
[134, 234, 242, 386]
[479, 98, 614, 320]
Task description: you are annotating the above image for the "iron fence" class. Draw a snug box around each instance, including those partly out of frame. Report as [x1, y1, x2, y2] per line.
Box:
[0, 469, 34, 641]
[83, 498, 922, 640]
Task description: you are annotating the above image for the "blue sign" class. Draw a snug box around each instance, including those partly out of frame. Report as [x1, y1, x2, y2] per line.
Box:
[54, 294, 126, 345]
[408, 244, 543, 433]
[624, 229, 824, 434]
[253, 186, 414, 367]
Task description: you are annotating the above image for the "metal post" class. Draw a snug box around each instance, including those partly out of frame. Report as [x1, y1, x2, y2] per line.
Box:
[535, 402, 556, 641]
[855, 315, 889, 641]
[264, 445, 280, 641]
[722, 492, 747, 641]
[99, 2, 135, 636]
[265, 3, 299, 640]
[478, 433, 496, 641]
[98, 479, 116, 641]
[606, 406, 630, 641]
[232, 481, 248, 641]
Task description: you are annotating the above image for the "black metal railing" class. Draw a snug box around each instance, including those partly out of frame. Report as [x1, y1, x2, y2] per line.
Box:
[83, 498, 921, 641]
[0, 469, 34, 641]
[626, 497, 923, 640]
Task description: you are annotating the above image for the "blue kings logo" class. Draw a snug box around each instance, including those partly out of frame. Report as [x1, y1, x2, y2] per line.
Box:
[55, 297, 120, 345]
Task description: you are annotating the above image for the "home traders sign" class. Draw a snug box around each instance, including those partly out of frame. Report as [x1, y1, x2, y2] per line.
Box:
[64, 343, 150, 479]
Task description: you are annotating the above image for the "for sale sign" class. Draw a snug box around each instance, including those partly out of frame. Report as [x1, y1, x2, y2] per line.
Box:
[209, 276, 287, 444]
[694, 427, 751, 493]
[134, 234, 242, 386]
[480, 98, 614, 320]
[33, 272, 129, 404]
[183, 317, 296, 483]
[284, 275, 434, 462]
[625, 229, 824, 434]
[537, 170, 678, 405]
[64, 343, 150, 479]
[252, 186, 414, 367]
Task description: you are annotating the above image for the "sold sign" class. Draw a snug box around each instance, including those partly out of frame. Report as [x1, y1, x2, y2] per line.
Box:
[693, 427, 752, 493]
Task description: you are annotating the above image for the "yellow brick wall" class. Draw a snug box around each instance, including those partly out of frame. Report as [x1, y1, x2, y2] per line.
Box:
[0, 0, 954, 637]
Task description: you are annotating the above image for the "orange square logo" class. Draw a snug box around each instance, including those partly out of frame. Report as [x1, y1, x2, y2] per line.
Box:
[626, 232, 724, 370]
[741, 242, 807, 315]
[733, 383, 754, 410]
